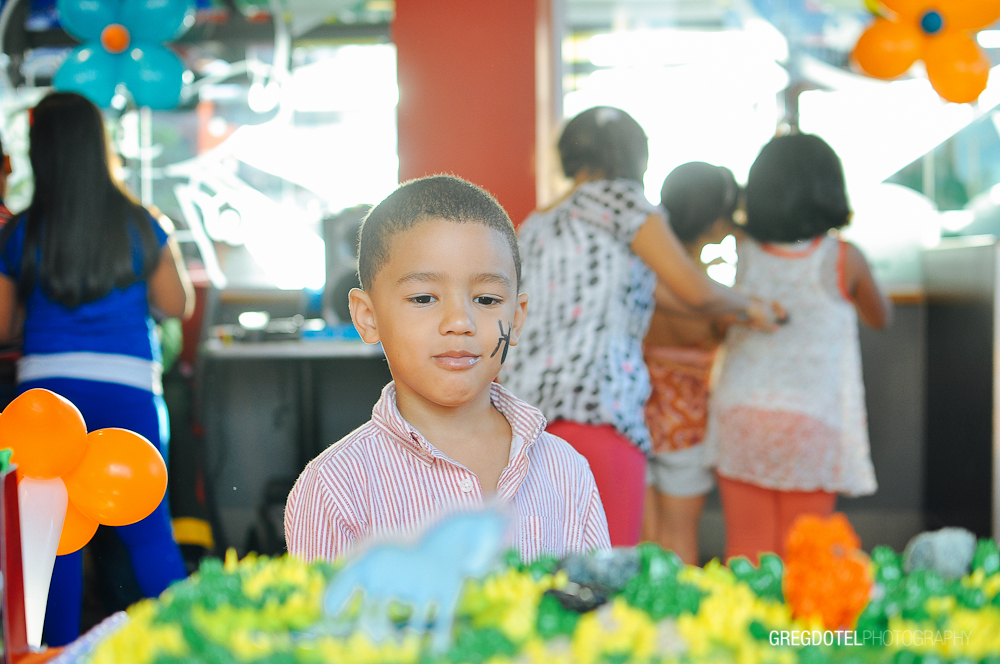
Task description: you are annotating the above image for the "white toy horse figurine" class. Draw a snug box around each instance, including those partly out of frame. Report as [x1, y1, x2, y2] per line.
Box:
[323, 509, 508, 652]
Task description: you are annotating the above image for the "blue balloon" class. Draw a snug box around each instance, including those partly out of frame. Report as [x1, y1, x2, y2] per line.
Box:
[53, 45, 120, 108]
[120, 44, 185, 109]
[120, 0, 194, 43]
[56, 0, 119, 42]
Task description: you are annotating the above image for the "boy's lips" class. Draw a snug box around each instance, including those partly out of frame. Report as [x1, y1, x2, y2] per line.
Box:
[433, 351, 481, 370]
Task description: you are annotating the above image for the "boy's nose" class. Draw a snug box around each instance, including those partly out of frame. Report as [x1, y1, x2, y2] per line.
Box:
[440, 299, 476, 335]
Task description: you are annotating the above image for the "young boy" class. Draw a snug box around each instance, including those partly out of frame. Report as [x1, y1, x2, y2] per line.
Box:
[284, 175, 611, 561]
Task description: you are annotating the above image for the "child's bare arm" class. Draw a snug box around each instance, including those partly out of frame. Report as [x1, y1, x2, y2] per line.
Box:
[844, 241, 892, 330]
[632, 213, 779, 330]
[651, 282, 733, 347]
[148, 237, 195, 321]
[0, 274, 22, 345]
[653, 281, 702, 317]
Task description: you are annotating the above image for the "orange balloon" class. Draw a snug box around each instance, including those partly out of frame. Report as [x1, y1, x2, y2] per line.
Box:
[100, 24, 130, 55]
[63, 428, 167, 527]
[57, 500, 99, 555]
[0, 389, 88, 479]
[879, 0, 929, 20]
[946, 2, 1000, 30]
[925, 32, 991, 104]
[853, 18, 922, 79]
[877, 1, 1000, 31]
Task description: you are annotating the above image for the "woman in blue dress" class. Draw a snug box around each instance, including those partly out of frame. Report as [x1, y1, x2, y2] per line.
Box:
[0, 92, 193, 644]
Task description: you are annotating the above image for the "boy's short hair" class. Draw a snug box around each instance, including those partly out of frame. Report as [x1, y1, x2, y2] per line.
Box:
[744, 133, 851, 243]
[558, 106, 648, 183]
[357, 175, 521, 291]
[660, 162, 738, 244]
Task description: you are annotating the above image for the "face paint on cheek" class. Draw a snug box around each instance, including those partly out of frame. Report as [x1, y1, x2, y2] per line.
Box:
[490, 320, 513, 364]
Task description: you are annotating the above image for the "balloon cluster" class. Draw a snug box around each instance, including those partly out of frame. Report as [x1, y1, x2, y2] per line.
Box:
[53, 0, 195, 109]
[782, 513, 872, 629]
[853, 0, 1000, 104]
[1, 388, 168, 555]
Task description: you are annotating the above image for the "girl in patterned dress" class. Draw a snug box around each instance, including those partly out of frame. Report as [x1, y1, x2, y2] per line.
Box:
[503, 107, 782, 546]
[703, 133, 892, 562]
[642, 162, 738, 564]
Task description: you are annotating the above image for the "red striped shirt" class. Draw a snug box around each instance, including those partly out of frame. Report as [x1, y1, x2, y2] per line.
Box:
[284, 381, 611, 561]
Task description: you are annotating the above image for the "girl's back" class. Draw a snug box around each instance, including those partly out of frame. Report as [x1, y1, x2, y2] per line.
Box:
[704, 234, 877, 496]
[1, 213, 167, 359]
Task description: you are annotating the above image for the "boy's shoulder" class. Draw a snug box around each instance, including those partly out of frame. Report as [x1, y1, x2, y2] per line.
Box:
[489, 383, 591, 475]
[527, 430, 596, 480]
[532, 429, 584, 457]
[296, 419, 398, 488]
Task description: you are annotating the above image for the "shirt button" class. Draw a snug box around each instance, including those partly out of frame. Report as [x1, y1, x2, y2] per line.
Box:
[460, 478, 474, 493]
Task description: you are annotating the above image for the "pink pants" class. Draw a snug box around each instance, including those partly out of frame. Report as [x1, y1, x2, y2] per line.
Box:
[546, 420, 646, 546]
[717, 474, 836, 561]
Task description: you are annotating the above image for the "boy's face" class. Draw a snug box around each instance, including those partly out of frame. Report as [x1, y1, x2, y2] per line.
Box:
[349, 218, 528, 411]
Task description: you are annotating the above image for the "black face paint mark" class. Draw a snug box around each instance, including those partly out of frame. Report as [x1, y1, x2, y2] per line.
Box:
[490, 320, 512, 364]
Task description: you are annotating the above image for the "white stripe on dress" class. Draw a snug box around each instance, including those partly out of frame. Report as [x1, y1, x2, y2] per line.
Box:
[18, 352, 163, 395]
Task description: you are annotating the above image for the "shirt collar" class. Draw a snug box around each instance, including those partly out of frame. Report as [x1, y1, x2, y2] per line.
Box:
[370, 381, 548, 468]
[573, 178, 644, 200]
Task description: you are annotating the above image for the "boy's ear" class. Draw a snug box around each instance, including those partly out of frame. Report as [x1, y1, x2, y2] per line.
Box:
[508, 292, 529, 346]
[348, 288, 380, 344]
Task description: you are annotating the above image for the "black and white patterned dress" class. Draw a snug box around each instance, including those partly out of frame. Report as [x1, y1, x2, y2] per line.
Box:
[502, 179, 658, 453]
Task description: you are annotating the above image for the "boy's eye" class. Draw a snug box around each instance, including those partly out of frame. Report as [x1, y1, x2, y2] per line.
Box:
[409, 295, 434, 304]
[474, 295, 502, 306]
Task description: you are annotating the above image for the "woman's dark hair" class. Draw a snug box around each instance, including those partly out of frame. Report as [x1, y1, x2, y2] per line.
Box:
[660, 162, 738, 244]
[558, 106, 648, 182]
[7, 92, 160, 307]
[744, 133, 851, 243]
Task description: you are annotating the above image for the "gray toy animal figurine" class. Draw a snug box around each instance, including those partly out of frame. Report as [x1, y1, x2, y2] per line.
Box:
[902, 527, 977, 579]
[323, 509, 509, 652]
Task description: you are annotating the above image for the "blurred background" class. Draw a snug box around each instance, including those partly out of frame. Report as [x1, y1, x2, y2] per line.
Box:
[0, 0, 997, 575]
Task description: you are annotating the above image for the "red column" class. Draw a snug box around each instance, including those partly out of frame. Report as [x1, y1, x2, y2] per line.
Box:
[393, 0, 556, 226]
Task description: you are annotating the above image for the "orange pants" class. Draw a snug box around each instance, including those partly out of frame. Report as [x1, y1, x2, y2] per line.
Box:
[546, 420, 646, 546]
[717, 474, 836, 561]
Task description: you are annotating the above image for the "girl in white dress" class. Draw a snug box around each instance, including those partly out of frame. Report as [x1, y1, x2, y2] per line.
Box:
[703, 133, 892, 562]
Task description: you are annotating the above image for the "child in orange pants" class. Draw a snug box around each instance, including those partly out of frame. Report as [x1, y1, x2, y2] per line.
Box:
[703, 134, 892, 562]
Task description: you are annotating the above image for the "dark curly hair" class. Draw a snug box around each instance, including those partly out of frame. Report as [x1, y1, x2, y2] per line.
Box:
[744, 133, 851, 243]
[558, 107, 648, 183]
[660, 162, 738, 244]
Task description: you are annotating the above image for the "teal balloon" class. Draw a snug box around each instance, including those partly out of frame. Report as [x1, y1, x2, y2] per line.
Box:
[56, 0, 118, 42]
[120, 44, 184, 109]
[120, 0, 194, 43]
[53, 46, 120, 108]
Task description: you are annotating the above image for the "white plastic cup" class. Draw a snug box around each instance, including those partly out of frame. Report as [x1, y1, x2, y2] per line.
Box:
[18, 476, 67, 648]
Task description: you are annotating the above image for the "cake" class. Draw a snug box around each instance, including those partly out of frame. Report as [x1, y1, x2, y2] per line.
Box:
[75, 515, 1000, 664]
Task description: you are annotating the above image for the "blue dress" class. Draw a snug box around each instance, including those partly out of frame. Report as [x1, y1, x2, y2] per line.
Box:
[0, 213, 187, 645]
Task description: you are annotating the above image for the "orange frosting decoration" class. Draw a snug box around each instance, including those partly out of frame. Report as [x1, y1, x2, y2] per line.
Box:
[100, 24, 131, 55]
[783, 513, 873, 630]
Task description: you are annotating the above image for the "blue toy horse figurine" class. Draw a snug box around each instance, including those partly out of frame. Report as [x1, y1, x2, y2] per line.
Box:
[323, 509, 508, 652]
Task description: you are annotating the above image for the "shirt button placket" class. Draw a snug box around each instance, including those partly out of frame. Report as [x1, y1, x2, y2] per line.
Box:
[460, 478, 474, 493]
